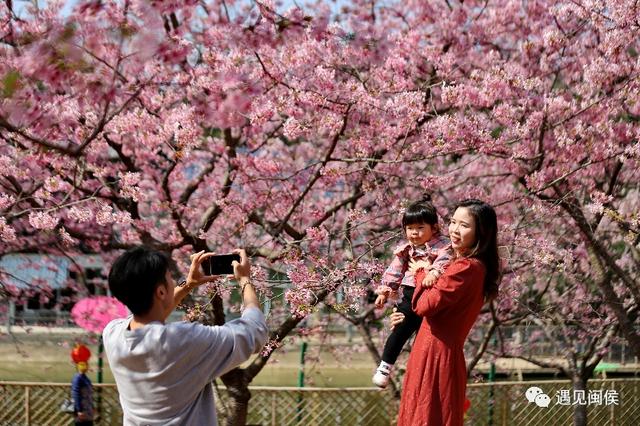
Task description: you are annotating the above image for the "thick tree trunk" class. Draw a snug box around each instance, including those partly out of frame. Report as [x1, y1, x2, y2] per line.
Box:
[221, 369, 251, 426]
[219, 289, 332, 425]
[572, 376, 588, 426]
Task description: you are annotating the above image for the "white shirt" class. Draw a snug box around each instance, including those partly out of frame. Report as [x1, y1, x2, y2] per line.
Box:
[103, 307, 268, 425]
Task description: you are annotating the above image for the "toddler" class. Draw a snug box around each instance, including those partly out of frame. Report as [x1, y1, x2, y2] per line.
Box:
[372, 197, 452, 388]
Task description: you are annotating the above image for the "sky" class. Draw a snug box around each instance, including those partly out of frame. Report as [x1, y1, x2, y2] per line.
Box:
[12, 0, 350, 19]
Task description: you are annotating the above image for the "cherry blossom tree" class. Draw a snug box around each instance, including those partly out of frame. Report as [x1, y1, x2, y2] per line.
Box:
[494, 231, 621, 426]
[1, 0, 639, 424]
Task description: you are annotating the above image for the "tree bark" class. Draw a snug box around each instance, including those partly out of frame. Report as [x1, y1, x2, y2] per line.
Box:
[221, 369, 251, 426]
[215, 289, 332, 424]
[572, 375, 588, 426]
[583, 245, 640, 360]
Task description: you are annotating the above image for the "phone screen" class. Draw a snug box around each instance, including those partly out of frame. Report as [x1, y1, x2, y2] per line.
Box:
[204, 254, 241, 275]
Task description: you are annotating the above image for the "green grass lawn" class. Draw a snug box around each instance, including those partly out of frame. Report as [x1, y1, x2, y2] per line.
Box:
[0, 332, 379, 387]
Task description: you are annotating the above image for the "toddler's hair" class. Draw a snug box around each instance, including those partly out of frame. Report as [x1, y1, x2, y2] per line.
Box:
[402, 194, 439, 228]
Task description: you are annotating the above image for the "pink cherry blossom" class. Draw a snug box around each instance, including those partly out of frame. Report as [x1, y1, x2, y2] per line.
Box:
[0, 217, 17, 242]
[1, 1, 639, 421]
[28, 211, 59, 230]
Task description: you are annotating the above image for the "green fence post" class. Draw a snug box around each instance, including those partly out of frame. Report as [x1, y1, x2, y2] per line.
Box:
[298, 342, 307, 388]
[297, 342, 308, 424]
[488, 332, 497, 426]
[488, 361, 496, 425]
[97, 337, 104, 422]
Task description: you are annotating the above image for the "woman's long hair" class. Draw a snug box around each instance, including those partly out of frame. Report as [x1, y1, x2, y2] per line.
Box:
[454, 199, 501, 300]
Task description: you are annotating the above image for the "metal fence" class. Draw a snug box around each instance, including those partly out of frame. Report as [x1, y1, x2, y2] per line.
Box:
[1, 379, 639, 425]
[464, 379, 640, 426]
[0, 382, 122, 426]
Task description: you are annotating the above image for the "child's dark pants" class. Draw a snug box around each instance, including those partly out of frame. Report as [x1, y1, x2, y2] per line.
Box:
[381, 285, 423, 364]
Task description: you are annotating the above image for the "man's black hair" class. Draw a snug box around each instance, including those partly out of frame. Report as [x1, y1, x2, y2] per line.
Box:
[108, 246, 170, 316]
[402, 194, 439, 228]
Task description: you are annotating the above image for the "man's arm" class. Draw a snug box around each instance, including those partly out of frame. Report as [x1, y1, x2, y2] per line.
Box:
[233, 248, 261, 310]
[197, 249, 267, 381]
[173, 283, 194, 309]
[238, 277, 260, 309]
[169, 251, 217, 315]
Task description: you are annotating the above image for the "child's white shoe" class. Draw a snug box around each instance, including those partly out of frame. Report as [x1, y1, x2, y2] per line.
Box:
[372, 364, 391, 388]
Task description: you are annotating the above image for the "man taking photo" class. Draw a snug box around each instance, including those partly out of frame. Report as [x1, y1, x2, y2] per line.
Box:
[103, 247, 267, 425]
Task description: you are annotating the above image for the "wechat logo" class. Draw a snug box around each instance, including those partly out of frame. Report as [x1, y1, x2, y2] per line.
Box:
[526, 386, 551, 408]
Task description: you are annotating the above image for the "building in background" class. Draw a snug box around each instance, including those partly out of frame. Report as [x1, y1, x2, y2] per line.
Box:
[0, 254, 106, 329]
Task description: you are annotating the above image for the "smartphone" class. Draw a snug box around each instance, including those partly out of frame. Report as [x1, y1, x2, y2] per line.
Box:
[204, 254, 241, 275]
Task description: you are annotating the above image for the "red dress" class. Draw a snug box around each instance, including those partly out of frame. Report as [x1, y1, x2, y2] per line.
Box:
[397, 258, 486, 426]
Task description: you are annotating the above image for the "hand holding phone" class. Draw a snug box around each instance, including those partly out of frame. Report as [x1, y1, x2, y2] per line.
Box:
[204, 253, 242, 275]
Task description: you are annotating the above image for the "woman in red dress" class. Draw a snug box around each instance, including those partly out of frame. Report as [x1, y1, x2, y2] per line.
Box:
[391, 199, 501, 426]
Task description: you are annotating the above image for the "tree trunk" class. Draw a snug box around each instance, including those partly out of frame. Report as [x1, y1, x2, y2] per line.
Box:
[225, 290, 332, 425]
[572, 376, 588, 426]
[584, 245, 640, 360]
[221, 369, 251, 426]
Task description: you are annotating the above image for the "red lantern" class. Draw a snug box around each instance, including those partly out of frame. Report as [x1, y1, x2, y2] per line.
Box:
[71, 344, 91, 363]
[463, 398, 471, 413]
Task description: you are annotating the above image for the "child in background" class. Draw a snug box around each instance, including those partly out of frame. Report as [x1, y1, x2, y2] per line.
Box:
[70, 344, 94, 426]
[372, 197, 452, 388]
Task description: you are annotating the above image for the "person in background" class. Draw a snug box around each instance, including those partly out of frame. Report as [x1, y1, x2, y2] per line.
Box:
[71, 345, 94, 426]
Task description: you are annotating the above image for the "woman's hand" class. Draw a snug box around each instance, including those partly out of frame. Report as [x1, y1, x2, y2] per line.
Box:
[389, 308, 405, 330]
